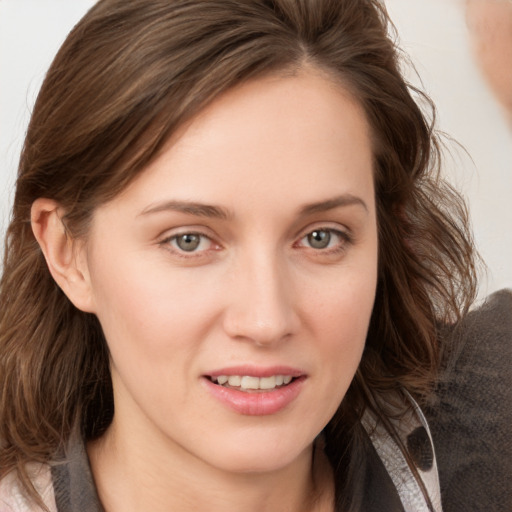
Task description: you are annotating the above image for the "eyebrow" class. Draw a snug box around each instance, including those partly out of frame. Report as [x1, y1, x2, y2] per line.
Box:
[138, 194, 368, 220]
[139, 200, 231, 220]
[299, 194, 368, 215]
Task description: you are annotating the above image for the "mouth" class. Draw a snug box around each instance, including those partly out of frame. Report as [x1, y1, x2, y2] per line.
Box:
[203, 368, 306, 415]
[207, 374, 297, 392]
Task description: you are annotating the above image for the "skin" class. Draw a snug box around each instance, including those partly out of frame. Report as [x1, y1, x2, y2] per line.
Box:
[33, 69, 378, 512]
[466, 0, 512, 120]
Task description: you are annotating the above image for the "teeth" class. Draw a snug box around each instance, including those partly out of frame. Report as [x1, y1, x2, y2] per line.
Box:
[259, 376, 276, 390]
[227, 375, 241, 387]
[212, 374, 295, 390]
[240, 376, 259, 389]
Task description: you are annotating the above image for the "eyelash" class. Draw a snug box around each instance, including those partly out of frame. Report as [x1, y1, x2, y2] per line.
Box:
[295, 227, 352, 255]
[159, 227, 352, 258]
[160, 231, 218, 258]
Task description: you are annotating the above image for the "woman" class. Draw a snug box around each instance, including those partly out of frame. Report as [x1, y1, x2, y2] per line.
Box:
[0, 0, 477, 511]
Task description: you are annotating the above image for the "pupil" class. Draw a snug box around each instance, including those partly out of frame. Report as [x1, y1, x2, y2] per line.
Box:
[177, 234, 200, 251]
[308, 230, 330, 249]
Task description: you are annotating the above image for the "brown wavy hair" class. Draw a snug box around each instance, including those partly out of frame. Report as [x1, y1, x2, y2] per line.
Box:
[0, 0, 476, 510]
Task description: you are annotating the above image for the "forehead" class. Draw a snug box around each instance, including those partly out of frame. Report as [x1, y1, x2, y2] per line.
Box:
[169, 68, 371, 153]
[108, 69, 375, 216]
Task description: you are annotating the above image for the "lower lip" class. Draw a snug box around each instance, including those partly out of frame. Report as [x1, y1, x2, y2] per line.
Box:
[202, 377, 305, 416]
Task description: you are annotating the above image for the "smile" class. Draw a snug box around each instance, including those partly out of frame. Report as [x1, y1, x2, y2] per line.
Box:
[209, 375, 294, 391]
[203, 374, 305, 415]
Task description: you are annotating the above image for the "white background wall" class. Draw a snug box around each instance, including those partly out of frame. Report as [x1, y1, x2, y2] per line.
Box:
[1, 0, 511, 298]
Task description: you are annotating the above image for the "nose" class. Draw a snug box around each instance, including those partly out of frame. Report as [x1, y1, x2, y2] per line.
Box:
[222, 253, 300, 346]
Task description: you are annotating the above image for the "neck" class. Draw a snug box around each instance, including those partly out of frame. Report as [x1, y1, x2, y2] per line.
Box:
[87, 416, 334, 512]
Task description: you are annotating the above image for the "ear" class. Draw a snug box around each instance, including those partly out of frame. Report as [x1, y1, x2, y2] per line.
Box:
[31, 198, 96, 313]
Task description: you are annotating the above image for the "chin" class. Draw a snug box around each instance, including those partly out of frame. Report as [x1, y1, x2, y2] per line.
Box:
[197, 431, 314, 475]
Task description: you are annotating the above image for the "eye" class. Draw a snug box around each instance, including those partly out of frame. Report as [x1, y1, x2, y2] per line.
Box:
[298, 228, 350, 251]
[165, 232, 214, 253]
[174, 233, 202, 252]
[307, 230, 332, 249]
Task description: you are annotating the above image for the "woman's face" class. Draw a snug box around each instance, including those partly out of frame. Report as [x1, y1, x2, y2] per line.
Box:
[82, 70, 378, 474]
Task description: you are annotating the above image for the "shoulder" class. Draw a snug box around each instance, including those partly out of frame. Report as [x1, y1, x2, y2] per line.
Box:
[0, 464, 57, 512]
[426, 289, 512, 511]
[362, 393, 442, 512]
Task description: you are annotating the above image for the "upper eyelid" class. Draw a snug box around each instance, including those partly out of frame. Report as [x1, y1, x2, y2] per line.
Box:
[295, 223, 351, 240]
[159, 232, 219, 259]
[293, 228, 352, 253]
[158, 226, 216, 242]
[156, 223, 352, 246]
[159, 230, 218, 252]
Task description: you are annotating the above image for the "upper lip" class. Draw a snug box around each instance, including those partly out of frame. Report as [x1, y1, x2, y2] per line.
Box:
[205, 365, 306, 378]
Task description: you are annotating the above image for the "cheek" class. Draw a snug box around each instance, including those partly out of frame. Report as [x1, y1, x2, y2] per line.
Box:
[303, 262, 377, 381]
[89, 248, 214, 342]
[93, 278, 207, 362]
[298, 289, 373, 433]
[87, 259, 231, 407]
[307, 259, 377, 331]
[89, 263, 212, 413]
[323, 292, 373, 371]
